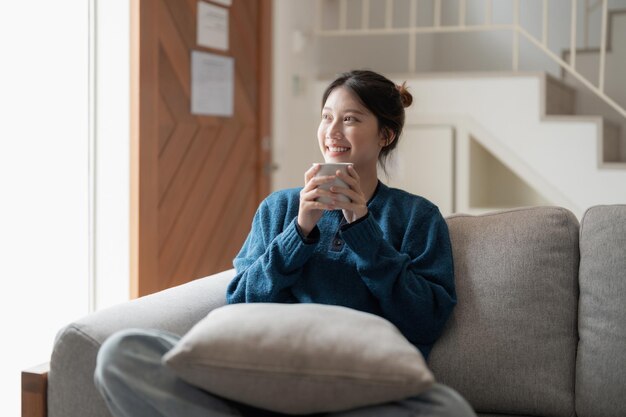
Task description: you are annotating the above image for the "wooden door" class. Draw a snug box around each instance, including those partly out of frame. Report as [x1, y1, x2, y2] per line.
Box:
[131, 0, 271, 297]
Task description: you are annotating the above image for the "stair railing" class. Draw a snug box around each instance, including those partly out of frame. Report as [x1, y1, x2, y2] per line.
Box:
[314, 0, 626, 119]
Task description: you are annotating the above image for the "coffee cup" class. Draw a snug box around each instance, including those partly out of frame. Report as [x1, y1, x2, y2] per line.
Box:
[313, 163, 353, 206]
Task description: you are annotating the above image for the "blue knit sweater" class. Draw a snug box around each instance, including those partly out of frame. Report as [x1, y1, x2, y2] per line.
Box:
[226, 182, 456, 359]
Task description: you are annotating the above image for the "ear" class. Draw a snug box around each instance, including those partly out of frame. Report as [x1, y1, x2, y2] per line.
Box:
[379, 128, 396, 147]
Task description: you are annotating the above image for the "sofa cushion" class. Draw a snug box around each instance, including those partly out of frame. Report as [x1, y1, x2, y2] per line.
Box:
[163, 302, 434, 415]
[429, 207, 579, 417]
[576, 205, 626, 417]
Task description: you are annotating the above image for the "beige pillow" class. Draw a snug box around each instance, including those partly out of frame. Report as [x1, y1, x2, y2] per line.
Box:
[163, 303, 434, 414]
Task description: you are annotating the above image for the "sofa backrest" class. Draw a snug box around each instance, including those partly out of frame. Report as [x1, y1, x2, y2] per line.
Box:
[430, 207, 580, 417]
[576, 205, 626, 417]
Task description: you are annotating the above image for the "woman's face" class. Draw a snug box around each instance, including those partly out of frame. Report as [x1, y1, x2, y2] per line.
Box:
[317, 86, 386, 171]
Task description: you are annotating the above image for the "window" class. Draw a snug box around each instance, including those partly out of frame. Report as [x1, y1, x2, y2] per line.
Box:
[0, 1, 130, 414]
[0, 1, 89, 415]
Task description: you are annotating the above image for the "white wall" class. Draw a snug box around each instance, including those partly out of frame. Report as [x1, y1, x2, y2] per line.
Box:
[272, 0, 322, 190]
[384, 125, 456, 215]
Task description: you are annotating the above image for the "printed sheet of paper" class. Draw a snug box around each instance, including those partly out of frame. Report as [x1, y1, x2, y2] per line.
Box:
[191, 51, 234, 117]
[197, 1, 229, 51]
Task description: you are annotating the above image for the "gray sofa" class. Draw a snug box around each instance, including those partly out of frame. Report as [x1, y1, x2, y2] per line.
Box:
[47, 205, 626, 417]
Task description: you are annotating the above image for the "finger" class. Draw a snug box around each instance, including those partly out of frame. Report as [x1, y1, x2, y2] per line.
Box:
[301, 187, 336, 202]
[335, 172, 365, 199]
[332, 199, 361, 212]
[303, 175, 336, 192]
[347, 164, 360, 181]
[334, 199, 368, 217]
[301, 175, 330, 193]
[304, 163, 322, 184]
[329, 185, 363, 203]
[306, 200, 336, 211]
[301, 194, 336, 211]
[336, 169, 359, 189]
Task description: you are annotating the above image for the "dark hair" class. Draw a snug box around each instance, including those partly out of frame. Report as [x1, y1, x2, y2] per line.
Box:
[321, 70, 413, 172]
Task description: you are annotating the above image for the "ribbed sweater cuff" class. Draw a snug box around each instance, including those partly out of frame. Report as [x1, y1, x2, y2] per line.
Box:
[278, 218, 318, 269]
[340, 214, 383, 258]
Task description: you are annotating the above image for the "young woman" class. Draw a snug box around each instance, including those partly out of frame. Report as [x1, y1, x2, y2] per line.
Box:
[94, 70, 476, 417]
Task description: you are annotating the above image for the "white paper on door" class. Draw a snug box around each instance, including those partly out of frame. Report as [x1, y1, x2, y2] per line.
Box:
[191, 50, 234, 117]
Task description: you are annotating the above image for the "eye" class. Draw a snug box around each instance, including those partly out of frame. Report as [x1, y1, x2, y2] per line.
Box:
[321, 113, 331, 120]
[344, 115, 358, 122]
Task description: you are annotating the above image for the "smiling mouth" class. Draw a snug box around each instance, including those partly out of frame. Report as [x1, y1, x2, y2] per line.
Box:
[327, 146, 351, 153]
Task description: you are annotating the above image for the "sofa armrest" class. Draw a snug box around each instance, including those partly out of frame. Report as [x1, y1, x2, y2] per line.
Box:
[48, 269, 235, 417]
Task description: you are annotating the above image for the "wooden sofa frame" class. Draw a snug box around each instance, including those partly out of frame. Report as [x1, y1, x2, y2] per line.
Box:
[22, 363, 49, 417]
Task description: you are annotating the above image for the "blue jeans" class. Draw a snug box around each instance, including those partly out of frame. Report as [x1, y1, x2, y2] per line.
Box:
[94, 329, 476, 417]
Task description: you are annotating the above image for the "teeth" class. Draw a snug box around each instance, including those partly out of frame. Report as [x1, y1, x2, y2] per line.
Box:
[329, 146, 349, 152]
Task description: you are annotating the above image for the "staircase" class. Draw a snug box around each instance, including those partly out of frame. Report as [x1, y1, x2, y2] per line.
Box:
[304, 0, 626, 218]
[393, 72, 626, 218]
[562, 9, 626, 163]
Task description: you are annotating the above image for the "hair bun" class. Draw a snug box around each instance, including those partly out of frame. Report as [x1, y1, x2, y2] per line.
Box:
[396, 82, 413, 108]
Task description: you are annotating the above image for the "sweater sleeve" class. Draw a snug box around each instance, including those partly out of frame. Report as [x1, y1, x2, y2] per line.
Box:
[226, 200, 319, 304]
[340, 207, 456, 350]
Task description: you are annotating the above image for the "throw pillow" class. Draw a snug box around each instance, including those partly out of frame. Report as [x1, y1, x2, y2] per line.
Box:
[163, 302, 434, 414]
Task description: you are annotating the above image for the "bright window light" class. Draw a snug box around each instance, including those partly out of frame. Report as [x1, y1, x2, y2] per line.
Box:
[0, 2, 89, 416]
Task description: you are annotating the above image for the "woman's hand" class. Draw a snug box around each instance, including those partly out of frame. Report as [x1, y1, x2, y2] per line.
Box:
[297, 164, 337, 237]
[332, 165, 368, 223]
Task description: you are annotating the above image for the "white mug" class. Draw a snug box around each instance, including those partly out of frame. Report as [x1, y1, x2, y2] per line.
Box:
[313, 163, 353, 206]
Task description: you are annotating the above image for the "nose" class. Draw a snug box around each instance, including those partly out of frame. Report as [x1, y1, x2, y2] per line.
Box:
[326, 118, 343, 139]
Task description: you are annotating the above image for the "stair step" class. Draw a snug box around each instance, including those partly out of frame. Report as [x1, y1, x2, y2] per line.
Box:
[599, 162, 626, 170]
[534, 115, 625, 164]
[545, 73, 577, 115]
[603, 119, 625, 163]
